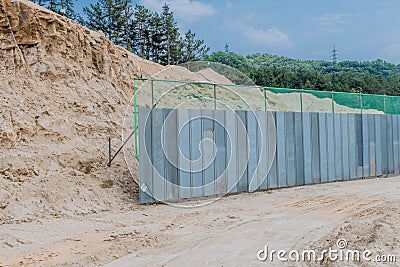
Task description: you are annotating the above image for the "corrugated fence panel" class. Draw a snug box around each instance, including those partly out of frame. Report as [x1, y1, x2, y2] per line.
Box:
[303, 113, 312, 185]
[247, 111, 259, 192]
[139, 108, 154, 203]
[381, 116, 388, 175]
[268, 112, 279, 189]
[294, 113, 304, 186]
[341, 114, 350, 180]
[326, 113, 336, 182]
[334, 113, 343, 181]
[226, 110, 238, 194]
[318, 113, 328, 183]
[163, 109, 179, 201]
[215, 110, 227, 196]
[348, 114, 357, 179]
[376, 115, 383, 176]
[190, 109, 203, 198]
[178, 109, 191, 199]
[393, 115, 400, 174]
[362, 114, 370, 177]
[355, 114, 363, 178]
[237, 111, 249, 192]
[257, 111, 269, 190]
[369, 114, 377, 177]
[311, 113, 321, 184]
[387, 116, 394, 174]
[139, 108, 399, 204]
[152, 109, 166, 202]
[202, 110, 216, 197]
[276, 112, 287, 187]
[285, 113, 296, 187]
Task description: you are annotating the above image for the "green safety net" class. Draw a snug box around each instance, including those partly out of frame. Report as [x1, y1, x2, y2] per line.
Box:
[132, 78, 400, 159]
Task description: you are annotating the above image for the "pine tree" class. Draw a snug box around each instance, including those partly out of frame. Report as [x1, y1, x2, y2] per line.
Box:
[160, 3, 179, 65]
[131, 5, 152, 58]
[149, 12, 164, 63]
[58, 0, 77, 19]
[81, 1, 210, 66]
[83, 2, 107, 34]
[46, 0, 77, 19]
[179, 30, 210, 63]
[84, 0, 131, 47]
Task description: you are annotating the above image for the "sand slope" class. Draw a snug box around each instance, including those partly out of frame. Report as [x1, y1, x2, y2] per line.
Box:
[0, 0, 164, 224]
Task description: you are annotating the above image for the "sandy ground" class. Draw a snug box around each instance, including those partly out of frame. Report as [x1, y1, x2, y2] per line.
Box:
[0, 177, 398, 267]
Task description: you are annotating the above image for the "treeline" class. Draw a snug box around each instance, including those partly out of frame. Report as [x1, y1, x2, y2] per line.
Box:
[206, 52, 400, 96]
[29, 0, 209, 65]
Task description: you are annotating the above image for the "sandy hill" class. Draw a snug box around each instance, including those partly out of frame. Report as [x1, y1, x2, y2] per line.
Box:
[0, 0, 167, 223]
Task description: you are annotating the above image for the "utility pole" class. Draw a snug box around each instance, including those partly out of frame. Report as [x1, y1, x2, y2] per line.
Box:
[332, 45, 338, 63]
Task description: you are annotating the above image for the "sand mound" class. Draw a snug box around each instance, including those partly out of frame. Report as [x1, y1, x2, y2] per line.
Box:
[196, 68, 234, 84]
[0, 0, 166, 223]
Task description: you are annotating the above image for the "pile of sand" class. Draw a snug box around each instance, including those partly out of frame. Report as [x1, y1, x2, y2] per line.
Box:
[0, 0, 166, 223]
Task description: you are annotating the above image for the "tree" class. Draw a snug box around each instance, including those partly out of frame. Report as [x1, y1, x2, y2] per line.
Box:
[83, 1, 107, 34]
[149, 12, 164, 62]
[130, 5, 152, 58]
[159, 3, 179, 65]
[178, 30, 209, 63]
[82, 1, 210, 66]
[47, 0, 77, 19]
[83, 0, 131, 46]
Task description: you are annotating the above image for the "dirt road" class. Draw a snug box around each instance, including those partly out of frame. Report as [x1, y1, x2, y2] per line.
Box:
[1, 177, 399, 267]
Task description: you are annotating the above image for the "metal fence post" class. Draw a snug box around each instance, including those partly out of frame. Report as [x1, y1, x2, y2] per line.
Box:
[264, 87, 267, 112]
[331, 91, 335, 114]
[384, 94, 387, 114]
[151, 79, 154, 108]
[300, 89, 303, 113]
[214, 83, 217, 110]
[134, 79, 139, 160]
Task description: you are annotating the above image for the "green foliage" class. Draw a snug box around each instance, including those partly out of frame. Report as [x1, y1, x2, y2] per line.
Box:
[30, 0, 78, 19]
[178, 30, 210, 63]
[84, 1, 209, 65]
[206, 52, 400, 96]
[159, 3, 179, 65]
[83, 0, 131, 47]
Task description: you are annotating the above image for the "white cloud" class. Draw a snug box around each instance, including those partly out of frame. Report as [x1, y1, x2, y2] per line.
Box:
[312, 14, 352, 33]
[240, 25, 292, 48]
[140, 0, 217, 22]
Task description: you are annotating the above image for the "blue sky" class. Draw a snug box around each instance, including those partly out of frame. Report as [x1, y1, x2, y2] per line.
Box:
[76, 0, 400, 64]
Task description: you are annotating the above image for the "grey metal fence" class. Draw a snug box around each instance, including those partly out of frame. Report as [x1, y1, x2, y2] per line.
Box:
[138, 107, 400, 204]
